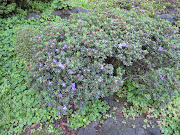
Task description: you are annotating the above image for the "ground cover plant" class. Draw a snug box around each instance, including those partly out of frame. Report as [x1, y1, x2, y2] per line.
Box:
[0, 0, 179, 135]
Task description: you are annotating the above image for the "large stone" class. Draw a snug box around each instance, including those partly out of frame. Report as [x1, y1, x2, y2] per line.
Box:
[78, 121, 99, 135]
[26, 12, 42, 20]
[98, 117, 161, 135]
[154, 13, 178, 25]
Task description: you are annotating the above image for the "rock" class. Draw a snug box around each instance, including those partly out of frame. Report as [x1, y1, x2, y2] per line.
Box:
[26, 6, 90, 20]
[154, 13, 178, 25]
[78, 121, 99, 135]
[26, 12, 42, 20]
[98, 117, 161, 135]
[136, 128, 149, 135]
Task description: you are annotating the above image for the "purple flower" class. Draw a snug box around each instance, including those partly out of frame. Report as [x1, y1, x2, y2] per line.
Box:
[62, 82, 66, 87]
[58, 63, 65, 70]
[39, 63, 42, 67]
[57, 112, 60, 117]
[69, 70, 74, 74]
[72, 87, 76, 91]
[53, 59, 58, 65]
[78, 27, 81, 30]
[98, 78, 102, 82]
[58, 93, 63, 98]
[136, 43, 139, 45]
[176, 45, 180, 49]
[61, 51, 64, 54]
[63, 106, 67, 111]
[76, 74, 80, 77]
[101, 65, 104, 69]
[141, 9, 144, 12]
[118, 43, 126, 49]
[111, 19, 115, 22]
[63, 44, 67, 50]
[66, 59, 69, 63]
[161, 77, 164, 81]
[53, 39, 56, 42]
[174, 30, 177, 34]
[114, 80, 118, 84]
[48, 81, 52, 85]
[158, 47, 166, 52]
[55, 49, 59, 52]
[101, 2, 104, 5]
[71, 83, 75, 87]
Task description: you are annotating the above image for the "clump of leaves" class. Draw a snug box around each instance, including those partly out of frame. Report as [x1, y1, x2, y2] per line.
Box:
[66, 99, 110, 130]
[15, 25, 40, 62]
[0, 0, 16, 17]
[51, 0, 73, 10]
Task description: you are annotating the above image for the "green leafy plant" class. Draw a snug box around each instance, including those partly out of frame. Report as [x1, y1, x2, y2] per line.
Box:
[15, 25, 40, 62]
[66, 99, 110, 130]
[51, 0, 73, 10]
[0, 0, 17, 17]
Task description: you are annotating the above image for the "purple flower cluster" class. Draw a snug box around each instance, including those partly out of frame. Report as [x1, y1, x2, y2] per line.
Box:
[57, 112, 60, 117]
[69, 70, 74, 74]
[101, 65, 104, 69]
[53, 59, 58, 65]
[118, 43, 126, 49]
[111, 19, 115, 22]
[114, 80, 118, 84]
[158, 47, 166, 52]
[58, 63, 65, 70]
[62, 82, 66, 87]
[58, 93, 63, 98]
[71, 83, 76, 91]
[48, 81, 52, 85]
[98, 78, 102, 82]
[63, 44, 67, 50]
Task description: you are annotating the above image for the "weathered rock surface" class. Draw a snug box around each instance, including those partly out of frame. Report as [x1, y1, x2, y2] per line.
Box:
[78, 94, 161, 135]
[78, 121, 99, 135]
[98, 117, 161, 135]
[78, 116, 161, 135]
[154, 13, 178, 25]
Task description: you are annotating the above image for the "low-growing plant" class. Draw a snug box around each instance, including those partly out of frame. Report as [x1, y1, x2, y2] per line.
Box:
[15, 25, 40, 62]
[51, 0, 73, 10]
[0, 0, 16, 17]
[66, 99, 110, 130]
[117, 78, 180, 135]
[26, 7, 179, 118]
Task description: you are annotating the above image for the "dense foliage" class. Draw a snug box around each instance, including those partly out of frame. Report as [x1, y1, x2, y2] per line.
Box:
[0, 0, 16, 16]
[0, 0, 179, 134]
[28, 8, 179, 114]
[51, 0, 72, 10]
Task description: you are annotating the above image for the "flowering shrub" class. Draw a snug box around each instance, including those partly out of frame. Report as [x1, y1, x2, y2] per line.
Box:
[27, 7, 179, 116]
